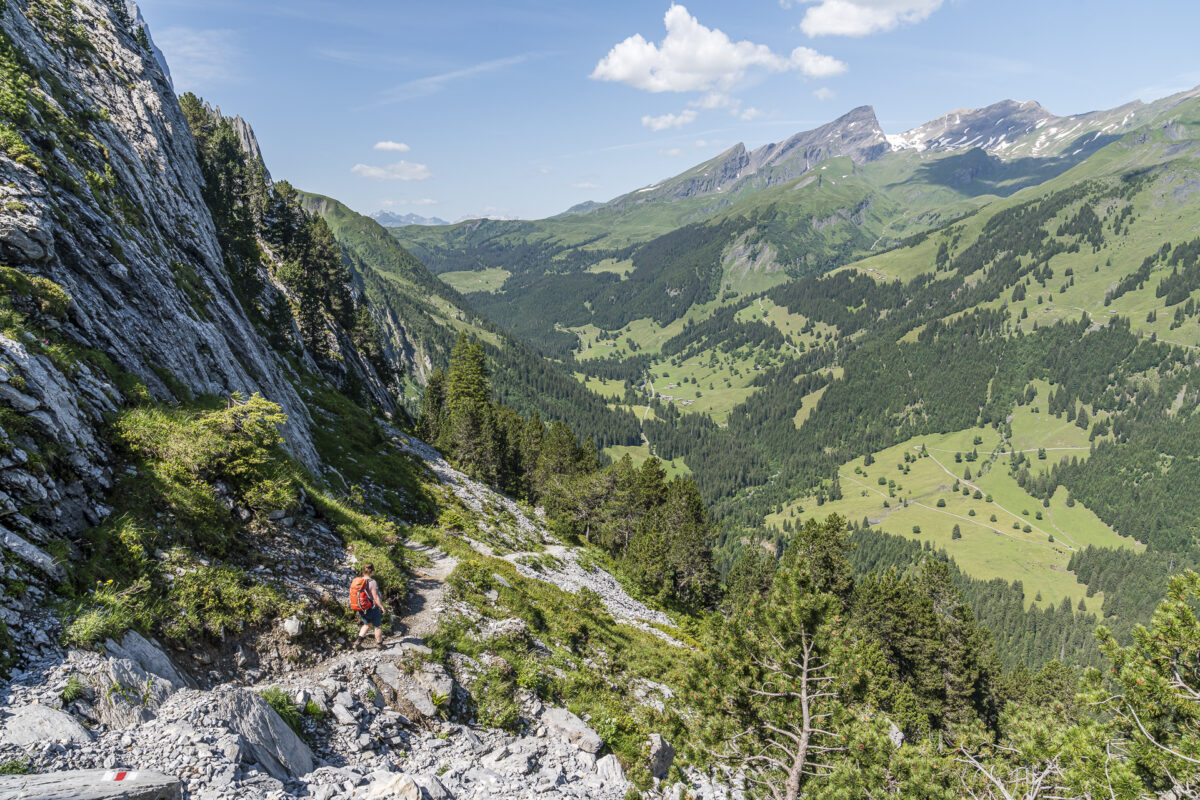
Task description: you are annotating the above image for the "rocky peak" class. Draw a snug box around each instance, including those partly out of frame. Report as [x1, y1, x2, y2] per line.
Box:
[204, 102, 273, 186]
[888, 99, 1055, 153]
[744, 105, 889, 181]
[609, 107, 891, 208]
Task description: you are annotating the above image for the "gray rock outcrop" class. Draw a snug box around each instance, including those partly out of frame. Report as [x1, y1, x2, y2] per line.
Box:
[103, 631, 193, 690]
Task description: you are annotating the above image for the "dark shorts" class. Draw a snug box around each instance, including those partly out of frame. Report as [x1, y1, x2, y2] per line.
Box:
[356, 606, 383, 627]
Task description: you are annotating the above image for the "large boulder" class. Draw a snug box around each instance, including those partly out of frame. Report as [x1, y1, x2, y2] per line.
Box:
[103, 631, 194, 689]
[207, 689, 314, 781]
[0, 769, 181, 800]
[0, 705, 92, 747]
[541, 707, 603, 754]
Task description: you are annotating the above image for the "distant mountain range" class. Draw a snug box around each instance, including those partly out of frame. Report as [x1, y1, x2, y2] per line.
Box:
[370, 210, 450, 227]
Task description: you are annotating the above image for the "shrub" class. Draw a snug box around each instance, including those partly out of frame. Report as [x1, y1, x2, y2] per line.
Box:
[60, 674, 86, 704]
[62, 578, 148, 648]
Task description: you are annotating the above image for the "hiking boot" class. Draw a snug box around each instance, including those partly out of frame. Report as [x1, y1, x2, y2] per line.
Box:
[353, 637, 365, 651]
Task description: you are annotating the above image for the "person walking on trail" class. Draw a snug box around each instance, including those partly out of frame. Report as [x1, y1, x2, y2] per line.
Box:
[350, 563, 386, 650]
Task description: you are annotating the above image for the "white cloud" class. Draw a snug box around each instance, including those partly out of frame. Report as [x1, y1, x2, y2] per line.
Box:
[796, 0, 944, 37]
[537, 166, 552, 174]
[573, 182, 600, 190]
[374, 141, 411, 152]
[813, 86, 836, 101]
[659, 148, 685, 156]
[739, 107, 766, 121]
[642, 109, 698, 131]
[591, 4, 844, 94]
[351, 161, 432, 181]
[788, 46, 847, 77]
[156, 27, 239, 87]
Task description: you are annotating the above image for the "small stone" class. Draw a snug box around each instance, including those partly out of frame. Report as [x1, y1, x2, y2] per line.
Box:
[282, 616, 302, 638]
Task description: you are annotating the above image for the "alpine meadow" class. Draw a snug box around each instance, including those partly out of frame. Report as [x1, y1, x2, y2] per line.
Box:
[2, 1, 1200, 799]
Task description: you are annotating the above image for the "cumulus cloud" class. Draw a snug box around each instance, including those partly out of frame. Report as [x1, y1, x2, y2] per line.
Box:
[591, 4, 844, 94]
[573, 182, 600, 190]
[788, 46, 847, 76]
[642, 109, 698, 131]
[813, 86, 836, 101]
[739, 107, 766, 121]
[374, 141, 411, 152]
[796, 0, 944, 37]
[351, 161, 432, 181]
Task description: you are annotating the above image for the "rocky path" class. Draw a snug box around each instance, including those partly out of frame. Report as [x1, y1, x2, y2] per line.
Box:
[397, 545, 458, 642]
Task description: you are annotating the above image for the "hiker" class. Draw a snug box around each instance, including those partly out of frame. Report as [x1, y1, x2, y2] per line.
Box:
[350, 563, 386, 650]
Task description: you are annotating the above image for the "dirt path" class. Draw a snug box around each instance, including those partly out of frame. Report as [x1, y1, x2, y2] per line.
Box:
[398, 545, 458, 643]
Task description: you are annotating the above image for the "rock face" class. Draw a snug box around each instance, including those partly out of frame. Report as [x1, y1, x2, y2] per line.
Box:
[0, 704, 93, 747]
[0, 0, 320, 466]
[0, 768, 181, 800]
[0, 0, 401, 668]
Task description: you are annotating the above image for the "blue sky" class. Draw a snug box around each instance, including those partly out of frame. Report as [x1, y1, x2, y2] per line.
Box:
[138, 0, 1200, 221]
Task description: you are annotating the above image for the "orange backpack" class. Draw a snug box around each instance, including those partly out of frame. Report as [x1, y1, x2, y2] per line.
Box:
[350, 576, 373, 612]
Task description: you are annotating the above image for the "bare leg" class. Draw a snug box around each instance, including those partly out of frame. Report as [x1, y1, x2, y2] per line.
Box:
[373, 626, 383, 646]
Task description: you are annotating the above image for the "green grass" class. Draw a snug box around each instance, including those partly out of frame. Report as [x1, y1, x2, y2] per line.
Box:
[603, 444, 691, 478]
[439, 267, 511, 294]
[768, 409, 1137, 610]
[62, 391, 421, 650]
[586, 258, 634, 277]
